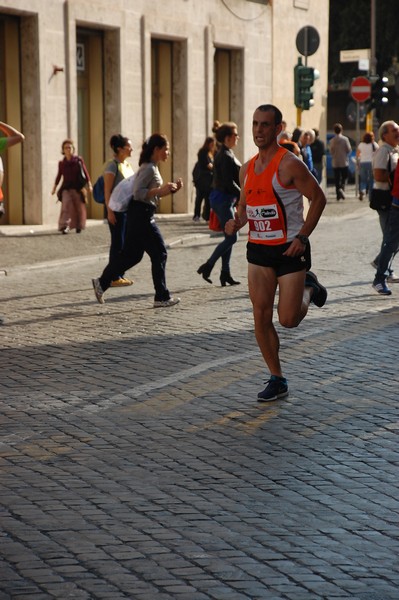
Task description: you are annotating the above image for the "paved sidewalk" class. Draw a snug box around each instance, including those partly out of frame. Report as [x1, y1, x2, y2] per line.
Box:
[0, 185, 370, 271]
[0, 186, 398, 599]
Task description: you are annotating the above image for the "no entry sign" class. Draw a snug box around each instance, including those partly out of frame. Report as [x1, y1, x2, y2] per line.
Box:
[350, 76, 371, 102]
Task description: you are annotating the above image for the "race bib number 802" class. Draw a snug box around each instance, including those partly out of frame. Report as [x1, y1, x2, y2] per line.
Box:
[247, 203, 285, 241]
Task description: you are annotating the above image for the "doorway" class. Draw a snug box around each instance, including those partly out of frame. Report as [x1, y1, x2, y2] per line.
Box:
[0, 14, 23, 225]
[76, 28, 105, 219]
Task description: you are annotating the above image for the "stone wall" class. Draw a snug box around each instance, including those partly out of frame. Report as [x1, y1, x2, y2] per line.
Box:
[0, 0, 329, 224]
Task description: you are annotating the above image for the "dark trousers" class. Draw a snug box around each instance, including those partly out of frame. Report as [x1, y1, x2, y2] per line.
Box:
[194, 186, 211, 220]
[107, 210, 127, 279]
[375, 207, 399, 282]
[373, 209, 395, 274]
[334, 166, 348, 197]
[99, 202, 170, 301]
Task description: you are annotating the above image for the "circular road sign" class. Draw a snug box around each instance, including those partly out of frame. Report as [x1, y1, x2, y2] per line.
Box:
[296, 26, 320, 57]
[351, 76, 371, 102]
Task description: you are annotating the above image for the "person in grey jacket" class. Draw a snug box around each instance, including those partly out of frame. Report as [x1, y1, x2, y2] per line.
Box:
[92, 134, 183, 308]
[329, 123, 351, 200]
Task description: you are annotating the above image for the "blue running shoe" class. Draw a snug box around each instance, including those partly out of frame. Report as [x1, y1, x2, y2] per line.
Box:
[257, 375, 288, 402]
[372, 281, 392, 295]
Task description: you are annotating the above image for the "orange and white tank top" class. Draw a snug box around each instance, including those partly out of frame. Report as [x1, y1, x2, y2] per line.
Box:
[244, 147, 304, 245]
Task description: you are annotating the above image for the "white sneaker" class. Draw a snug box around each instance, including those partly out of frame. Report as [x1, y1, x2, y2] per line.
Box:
[92, 278, 105, 304]
[387, 272, 399, 283]
[153, 297, 180, 308]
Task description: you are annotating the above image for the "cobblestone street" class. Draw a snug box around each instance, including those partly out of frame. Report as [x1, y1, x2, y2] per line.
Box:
[0, 187, 398, 599]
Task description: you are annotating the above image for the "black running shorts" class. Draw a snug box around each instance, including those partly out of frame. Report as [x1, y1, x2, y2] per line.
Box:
[246, 241, 311, 277]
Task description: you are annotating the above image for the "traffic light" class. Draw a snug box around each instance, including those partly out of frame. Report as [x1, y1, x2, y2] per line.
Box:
[294, 57, 319, 110]
[371, 76, 389, 108]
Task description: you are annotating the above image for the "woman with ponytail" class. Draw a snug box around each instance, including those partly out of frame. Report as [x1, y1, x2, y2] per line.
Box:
[92, 133, 183, 308]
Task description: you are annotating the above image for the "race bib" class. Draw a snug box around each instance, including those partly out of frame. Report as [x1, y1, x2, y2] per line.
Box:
[247, 203, 285, 241]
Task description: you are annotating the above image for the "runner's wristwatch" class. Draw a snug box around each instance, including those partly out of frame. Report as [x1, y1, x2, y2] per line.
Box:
[295, 234, 309, 245]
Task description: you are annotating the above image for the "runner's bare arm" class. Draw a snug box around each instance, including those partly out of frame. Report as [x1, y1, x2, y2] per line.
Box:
[280, 154, 326, 256]
[0, 122, 25, 147]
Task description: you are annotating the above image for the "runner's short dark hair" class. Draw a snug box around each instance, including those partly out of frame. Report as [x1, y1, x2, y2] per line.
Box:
[256, 104, 283, 125]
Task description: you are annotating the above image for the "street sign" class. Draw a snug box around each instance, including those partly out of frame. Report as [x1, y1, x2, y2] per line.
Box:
[296, 26, 320, 57]
[340, 48, 370, 63]
[350, 76, 371, 102]
[358, 58, 369, 72]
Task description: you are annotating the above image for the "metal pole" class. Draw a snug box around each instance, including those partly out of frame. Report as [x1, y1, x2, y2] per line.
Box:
[296, 107, 302, 127]
[370, 0, 376, 77]
[369, 0, 377, 134]
[304, 27, 308, 67]
[355, 102, 360, 196]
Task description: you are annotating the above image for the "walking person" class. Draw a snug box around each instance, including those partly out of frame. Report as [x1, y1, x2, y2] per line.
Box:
[103, 134, 134, 287]
[372, 159, 399, 296]
[329, 123, 351, 200]
[225, 104, 327, 402]
[197, 122, 241, 286]
[92, 133, 183, 308]
[357, 132, 378, 200]
[310, 128, 325, 184]
[370, 120, 399, 285]
[51, 139, 92, 233]
[192, 136, 215, 222]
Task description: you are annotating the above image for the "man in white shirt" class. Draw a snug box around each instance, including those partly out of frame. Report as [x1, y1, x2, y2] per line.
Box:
[370, 120, 399, 289]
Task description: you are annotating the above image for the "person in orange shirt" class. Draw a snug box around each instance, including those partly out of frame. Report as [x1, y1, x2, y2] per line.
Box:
[226, 104, 327, 402]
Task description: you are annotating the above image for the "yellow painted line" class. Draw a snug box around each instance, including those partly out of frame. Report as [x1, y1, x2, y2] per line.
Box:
[239, 408, 279, 434]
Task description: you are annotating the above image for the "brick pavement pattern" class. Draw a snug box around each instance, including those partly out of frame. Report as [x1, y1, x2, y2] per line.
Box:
[0, 189, 398, 599]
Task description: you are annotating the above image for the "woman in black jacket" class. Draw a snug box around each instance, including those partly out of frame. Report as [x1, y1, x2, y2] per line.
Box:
[197, 122, 241, 286]
[192, 137, 215, 222]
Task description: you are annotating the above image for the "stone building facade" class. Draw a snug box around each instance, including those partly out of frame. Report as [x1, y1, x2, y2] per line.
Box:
[0, 0, 329, 225]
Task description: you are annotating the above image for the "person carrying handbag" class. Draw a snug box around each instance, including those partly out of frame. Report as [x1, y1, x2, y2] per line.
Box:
[103, 134, 134, 287]
[372, 153, 399, 295]
[369, 121, 399, 291]
[197, 122, 241, 287]
[51, 139, 92, 234]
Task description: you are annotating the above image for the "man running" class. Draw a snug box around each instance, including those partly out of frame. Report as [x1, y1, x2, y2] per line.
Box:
[225, 104, 327, 401]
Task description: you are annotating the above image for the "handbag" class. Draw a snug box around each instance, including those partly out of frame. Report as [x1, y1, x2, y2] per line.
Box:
[77, 158, 88, 190]
[108, 174, 136, 212]
[92, 175, 105, 203]
[208, 209, 223, 232]
[369, 188, 392, 211]
[92, 159, 119, 204]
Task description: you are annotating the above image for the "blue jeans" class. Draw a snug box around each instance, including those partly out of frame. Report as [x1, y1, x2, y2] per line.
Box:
[207, 191, 238, 272]
[313, 162, 323, 184]
[100, 202, 170, 301]
[359, 162, 373, 194]
[375, 206, 399, 282]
